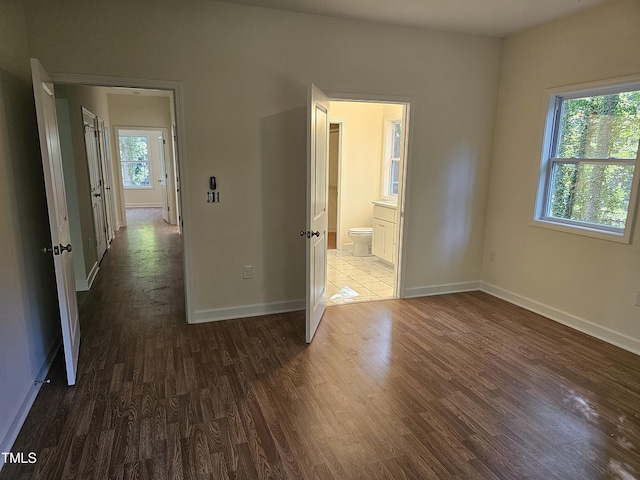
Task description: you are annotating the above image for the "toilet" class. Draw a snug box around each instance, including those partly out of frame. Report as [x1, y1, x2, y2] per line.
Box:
[347, 227, 373, 256]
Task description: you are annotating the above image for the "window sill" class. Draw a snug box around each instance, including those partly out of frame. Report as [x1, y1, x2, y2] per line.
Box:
[530, 217, 631, 244]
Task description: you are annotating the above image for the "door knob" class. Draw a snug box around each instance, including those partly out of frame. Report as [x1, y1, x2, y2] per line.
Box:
[60, 243, 72, 253]
[94, 193, 101, 197]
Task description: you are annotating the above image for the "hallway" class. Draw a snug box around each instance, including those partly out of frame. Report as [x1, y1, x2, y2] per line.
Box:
[2, 208, 192, 479]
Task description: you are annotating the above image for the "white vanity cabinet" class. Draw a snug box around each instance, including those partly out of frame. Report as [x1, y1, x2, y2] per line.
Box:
[372, 203, 397, 264]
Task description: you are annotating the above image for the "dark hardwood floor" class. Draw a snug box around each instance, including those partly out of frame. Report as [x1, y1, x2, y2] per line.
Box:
[3, 208, 640, 479]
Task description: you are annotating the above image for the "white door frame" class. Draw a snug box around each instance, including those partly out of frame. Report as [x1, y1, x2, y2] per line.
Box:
[327, 92, 413, 299]
[49, 73, 193, 324]
[157, 131, 171, 223]
[171, 123, 182, 235]
[328, 120, 345, 251]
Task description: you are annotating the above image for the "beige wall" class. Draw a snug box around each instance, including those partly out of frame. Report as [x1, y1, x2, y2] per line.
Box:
[23, 0, 501, 320]
[0, 0, 60, 455]
[330, 101, 384, 249]
[55, 84, 111, 287]
[482, 0, 640, 352]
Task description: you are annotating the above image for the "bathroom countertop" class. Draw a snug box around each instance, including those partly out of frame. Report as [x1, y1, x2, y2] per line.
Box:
[373, 200, 398, 208]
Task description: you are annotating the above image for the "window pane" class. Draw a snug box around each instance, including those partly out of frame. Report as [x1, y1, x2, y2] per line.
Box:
[390, 160, 400, 195]
[548, 161, 634, 228]
[121, 161, 151, 187]
[392, 122, 402, 159]
[120, 135, 148, 162]
[119, 135, 150, 187]
[557, 91, 640, 159]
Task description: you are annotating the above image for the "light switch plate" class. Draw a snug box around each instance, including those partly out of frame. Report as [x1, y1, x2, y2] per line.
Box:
[243, 266, 252, 279]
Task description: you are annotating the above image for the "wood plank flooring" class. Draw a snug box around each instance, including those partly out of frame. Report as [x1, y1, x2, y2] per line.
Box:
[3, 208, 640, 479]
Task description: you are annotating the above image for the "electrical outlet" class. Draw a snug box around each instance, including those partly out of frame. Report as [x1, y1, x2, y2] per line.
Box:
[243, 266, 252, 279]
[489, 250, 496, 263]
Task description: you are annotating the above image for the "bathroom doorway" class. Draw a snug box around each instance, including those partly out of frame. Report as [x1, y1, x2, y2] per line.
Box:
[326, 101, 408, 306]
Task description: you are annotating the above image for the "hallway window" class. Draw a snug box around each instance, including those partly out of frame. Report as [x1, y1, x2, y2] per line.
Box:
[119, 135, 151, 188]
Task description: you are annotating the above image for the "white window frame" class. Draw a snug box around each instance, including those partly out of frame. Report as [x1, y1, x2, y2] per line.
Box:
[119, 132, 153, 190]
[532, 76, 640, 244]
[382, 119, 402, 200]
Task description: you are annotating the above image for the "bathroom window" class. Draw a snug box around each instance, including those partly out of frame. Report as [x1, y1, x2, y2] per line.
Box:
[533, 80, 640, 243]
[383, 120, 402, 198]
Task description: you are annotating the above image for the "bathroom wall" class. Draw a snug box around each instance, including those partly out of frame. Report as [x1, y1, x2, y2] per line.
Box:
[330, 101, 385, 250]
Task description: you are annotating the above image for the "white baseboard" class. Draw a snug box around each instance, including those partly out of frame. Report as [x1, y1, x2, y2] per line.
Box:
[87, 262, 99, 290]
[74, 261, 99, 292]
[403, 281, 481, 299]
[480, 282, 640, 356]
[75, 276, 89, 292]
[192, 299, 305, 324]
[125, 203, 162, 208]
[0, 339, 61, 465]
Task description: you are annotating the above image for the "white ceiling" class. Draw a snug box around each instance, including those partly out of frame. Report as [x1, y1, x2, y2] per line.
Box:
[215, 0, 612, 38]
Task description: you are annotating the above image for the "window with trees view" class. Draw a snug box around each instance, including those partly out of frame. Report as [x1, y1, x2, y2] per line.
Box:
[119, 135, 151, 188]
[383, 120, 402, 198]
[534, 82, 640, 243]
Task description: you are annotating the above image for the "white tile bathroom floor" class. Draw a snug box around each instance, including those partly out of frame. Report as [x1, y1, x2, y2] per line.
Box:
[326, 249, 395, 305]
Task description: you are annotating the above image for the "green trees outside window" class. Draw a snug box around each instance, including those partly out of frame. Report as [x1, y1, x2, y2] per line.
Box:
[119, 135, 151, 187]
[547, 90, 640, 230]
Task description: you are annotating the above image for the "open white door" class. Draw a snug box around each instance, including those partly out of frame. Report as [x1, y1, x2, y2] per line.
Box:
[171, 123, 182, 234]
[82, 108, 107, 261]
[97, 118, 116, 243]
[31, 58, 81, 385]
[304, 84, 330, 343]
[158, 133, 170, 223]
